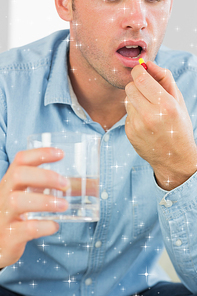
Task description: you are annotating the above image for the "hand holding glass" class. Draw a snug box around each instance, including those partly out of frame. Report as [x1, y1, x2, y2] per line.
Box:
[27, 132, 100, 222]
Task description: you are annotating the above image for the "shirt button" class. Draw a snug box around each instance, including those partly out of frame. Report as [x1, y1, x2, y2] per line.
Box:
[103, 134, 109, 142]
[85, 278, 92, 286]
[101, 191, 108, 200]
[95, 241, 102, 248]
[165, 200, 173, 208]
[175, 239, 182, 247]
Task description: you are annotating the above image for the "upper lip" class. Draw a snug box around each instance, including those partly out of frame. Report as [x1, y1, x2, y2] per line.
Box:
[116, 40, 147, 52]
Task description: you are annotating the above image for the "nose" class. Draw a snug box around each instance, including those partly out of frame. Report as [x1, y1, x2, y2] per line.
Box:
[120, 1, 147, 32]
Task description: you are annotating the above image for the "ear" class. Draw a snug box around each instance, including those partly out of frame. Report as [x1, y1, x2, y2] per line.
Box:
[55, 0, 73, 22]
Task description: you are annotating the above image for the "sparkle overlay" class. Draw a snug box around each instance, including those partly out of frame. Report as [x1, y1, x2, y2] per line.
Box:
[0, 1, 196, 295]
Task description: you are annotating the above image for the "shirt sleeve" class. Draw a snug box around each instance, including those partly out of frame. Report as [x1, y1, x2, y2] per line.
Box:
[154, 170, 197, 293]
[0, 87, 9, 180]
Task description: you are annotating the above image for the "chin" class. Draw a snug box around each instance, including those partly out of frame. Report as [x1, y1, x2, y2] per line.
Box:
[108, 78, 133, 90]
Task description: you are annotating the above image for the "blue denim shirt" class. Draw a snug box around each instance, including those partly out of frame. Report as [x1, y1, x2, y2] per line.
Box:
[0, 30, 197, 296]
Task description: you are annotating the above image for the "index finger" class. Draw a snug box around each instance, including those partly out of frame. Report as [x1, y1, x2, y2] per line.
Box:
[130, 63, 178, 105]
[13, 148, 64, 168]
[146, 61, 180, 99]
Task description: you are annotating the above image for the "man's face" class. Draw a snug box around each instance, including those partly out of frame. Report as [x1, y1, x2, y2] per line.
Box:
[70, 0, 173, 89]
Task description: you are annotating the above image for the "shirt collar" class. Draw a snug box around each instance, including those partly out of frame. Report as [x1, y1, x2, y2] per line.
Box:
[68, 74, 87, 120]
[44, 33, 72, 106]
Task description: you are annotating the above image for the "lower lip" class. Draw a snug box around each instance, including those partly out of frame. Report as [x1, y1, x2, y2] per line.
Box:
[115, 51, 146, 68]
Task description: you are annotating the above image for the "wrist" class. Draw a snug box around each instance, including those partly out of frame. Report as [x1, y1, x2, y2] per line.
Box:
[154, 161, 197, 191]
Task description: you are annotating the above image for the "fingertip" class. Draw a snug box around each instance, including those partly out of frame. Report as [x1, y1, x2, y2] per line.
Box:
[41, 221, 60, 236]
[56, 197, 68, 211]
[132, 64, 142, 72]
[146, 60, 162, 72]
[131, 65, 147, 82]
[51, 148, 64, 158]
[54, 222, 60, 233]
[131, 64, 147, 80]
[146, 60, 153, 67]
[145, 61, 164, 81]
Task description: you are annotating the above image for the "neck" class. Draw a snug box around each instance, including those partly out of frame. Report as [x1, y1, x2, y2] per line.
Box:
[68, 47, 127, 131]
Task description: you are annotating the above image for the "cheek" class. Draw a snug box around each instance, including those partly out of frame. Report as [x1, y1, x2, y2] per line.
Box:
[155, 4, 171, 30]
[149, 9, 170, 38]
[73, 10, 114, 52]
[75, 1, 118, 36]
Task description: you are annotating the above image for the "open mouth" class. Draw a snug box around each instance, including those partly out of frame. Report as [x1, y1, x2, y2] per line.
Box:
[117, 45, 143, 59]
[115, 40, 147, 68]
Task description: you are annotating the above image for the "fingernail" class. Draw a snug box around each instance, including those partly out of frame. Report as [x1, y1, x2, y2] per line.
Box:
[59, 175, 68, 188]
[57, 198, 67, 210]
[55, 222, 60, 232]
[53, 148, 64, 158]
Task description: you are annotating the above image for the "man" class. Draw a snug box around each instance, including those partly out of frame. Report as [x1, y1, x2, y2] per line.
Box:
[0, 0, 197, 295]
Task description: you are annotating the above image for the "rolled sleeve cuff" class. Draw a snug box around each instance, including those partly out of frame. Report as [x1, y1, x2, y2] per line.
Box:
[153, 170, 197, 220]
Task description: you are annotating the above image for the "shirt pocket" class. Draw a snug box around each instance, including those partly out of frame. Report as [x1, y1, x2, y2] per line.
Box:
[131, 165, 158, 239]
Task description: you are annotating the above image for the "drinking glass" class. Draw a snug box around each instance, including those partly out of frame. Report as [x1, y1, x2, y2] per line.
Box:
[27, 132, 100, 222]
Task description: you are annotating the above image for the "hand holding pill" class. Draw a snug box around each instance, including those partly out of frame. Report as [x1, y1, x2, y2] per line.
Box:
[125, 61, 197, 190]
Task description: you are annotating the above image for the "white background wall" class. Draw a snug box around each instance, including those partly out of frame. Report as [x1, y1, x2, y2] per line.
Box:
[8, 0, 69, 49]
[163, 0, 197, 54]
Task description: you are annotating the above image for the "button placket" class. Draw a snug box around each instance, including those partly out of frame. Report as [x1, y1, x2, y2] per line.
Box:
[103, 133, 109, 142]
[81, 130, 112, 295]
